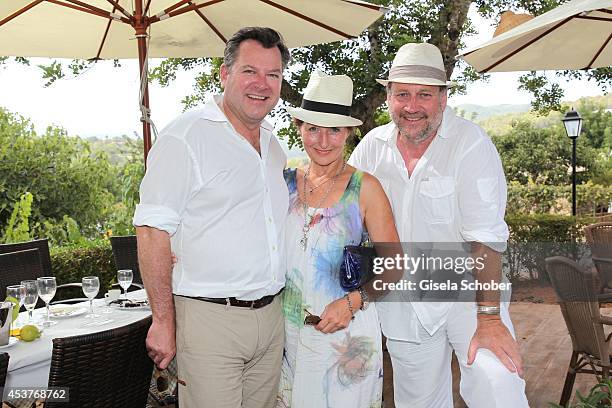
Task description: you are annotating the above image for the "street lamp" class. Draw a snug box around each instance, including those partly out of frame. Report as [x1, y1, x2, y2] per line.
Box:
[561, 108, 583, 216]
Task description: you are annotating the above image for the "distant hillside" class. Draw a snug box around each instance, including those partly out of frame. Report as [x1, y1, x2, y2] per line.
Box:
[475, 94, 611, 136]
[452, 103, 531, 121]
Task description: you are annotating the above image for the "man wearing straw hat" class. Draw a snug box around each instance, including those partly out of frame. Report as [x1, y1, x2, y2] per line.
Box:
[349, 43, 529, 407]
[134, 27, 290, 407]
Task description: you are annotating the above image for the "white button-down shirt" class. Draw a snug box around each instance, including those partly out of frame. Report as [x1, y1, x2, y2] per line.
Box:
[349, 107, 509, 340]
[134, 95, 288, 300]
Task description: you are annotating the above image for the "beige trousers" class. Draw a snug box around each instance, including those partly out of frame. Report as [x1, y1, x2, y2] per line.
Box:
[175, 295, 284, 408]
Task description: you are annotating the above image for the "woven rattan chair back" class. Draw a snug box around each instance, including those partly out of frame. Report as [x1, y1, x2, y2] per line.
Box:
[45, 316, 153, 408]
[0, 239, 52, 277]
[0, 352, 9, 388]
[0, 248, 44, 300]
[110, 235, 142, 284]
[585, 222, 612, 256]
[546, 256, 607, 361]
[585, 222, 612, 292]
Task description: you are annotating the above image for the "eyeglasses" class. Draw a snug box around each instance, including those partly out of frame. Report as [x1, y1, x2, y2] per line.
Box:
[303, 309, 321, 326]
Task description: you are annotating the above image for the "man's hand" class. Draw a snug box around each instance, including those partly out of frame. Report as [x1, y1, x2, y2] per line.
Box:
[467, 315, 523, 377]
[146, 319, 176, 370]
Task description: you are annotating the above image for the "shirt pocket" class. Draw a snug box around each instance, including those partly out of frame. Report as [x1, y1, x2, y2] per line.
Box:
[419, 177, 455, 224]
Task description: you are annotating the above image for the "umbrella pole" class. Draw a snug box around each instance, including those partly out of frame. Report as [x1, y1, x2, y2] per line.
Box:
[135, 0, 152, 167]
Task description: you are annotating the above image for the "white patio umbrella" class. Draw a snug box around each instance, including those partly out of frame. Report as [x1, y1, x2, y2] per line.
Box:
[0, 0, 386, 162]
[457, 0, 612, 73]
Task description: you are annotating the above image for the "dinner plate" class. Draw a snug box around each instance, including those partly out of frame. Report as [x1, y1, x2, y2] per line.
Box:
[49, 305, 88, 319]
[0, 337, 19, 349]
[108, 299, 150, 311]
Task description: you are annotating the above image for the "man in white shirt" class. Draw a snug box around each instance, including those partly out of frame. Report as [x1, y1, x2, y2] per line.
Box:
[133, 27, 290, 408]
[348, 43, 529, 407]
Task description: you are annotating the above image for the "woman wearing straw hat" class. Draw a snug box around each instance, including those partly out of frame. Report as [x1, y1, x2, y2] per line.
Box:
[277, 70, 400, 408]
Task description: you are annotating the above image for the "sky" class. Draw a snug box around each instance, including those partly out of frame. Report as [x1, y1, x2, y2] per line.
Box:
[0, 6, 606, 140]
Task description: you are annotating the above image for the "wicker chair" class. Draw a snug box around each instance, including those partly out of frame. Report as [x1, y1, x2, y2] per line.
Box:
[0, 352, 9, 388]
[110, 235, 144, 290]
[45, 316, 153, 408]
[0, 249, 44, 300]
[585, 222, 612, 297]
[0, 241, 85, 304]
[0, 239, 53, 277]
[545, 256, 612, 407]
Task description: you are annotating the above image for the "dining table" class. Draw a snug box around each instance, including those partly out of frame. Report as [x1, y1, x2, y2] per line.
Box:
[3, 289, 151, 392]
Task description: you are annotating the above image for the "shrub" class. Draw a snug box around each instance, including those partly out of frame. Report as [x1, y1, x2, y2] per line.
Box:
[504, 214, 596, 282]
[50, 239, 116, 301]
[507, 181, 612, 215]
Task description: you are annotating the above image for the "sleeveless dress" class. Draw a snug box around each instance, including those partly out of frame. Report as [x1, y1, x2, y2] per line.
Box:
[277, 168, 382, 408]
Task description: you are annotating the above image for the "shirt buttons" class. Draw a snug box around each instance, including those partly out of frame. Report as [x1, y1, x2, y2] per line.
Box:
[268, 217, 273, 223]
[272, 245, 277, 251]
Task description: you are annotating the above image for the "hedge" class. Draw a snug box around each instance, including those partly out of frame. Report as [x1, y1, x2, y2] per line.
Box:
[504, 214, 596, 282]
[50, 239, 116, 301]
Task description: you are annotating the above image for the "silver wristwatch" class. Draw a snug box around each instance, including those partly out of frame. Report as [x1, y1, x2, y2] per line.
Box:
[476, 305, 500, 315]
[358, 287, 369, 311]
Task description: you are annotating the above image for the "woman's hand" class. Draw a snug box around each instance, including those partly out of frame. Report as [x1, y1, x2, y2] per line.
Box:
[315, 291, 362, 334]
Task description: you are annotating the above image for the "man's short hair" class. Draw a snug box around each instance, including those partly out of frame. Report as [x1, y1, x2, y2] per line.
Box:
[224, 27, 291, 70]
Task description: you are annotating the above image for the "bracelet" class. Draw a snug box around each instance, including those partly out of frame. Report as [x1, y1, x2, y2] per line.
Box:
[345, 294, 355, 320]
[476, 305, 501, 315]
[358, 287, 369, 311]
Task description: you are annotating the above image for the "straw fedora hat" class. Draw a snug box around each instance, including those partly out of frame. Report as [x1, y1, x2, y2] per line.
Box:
[377, 42, 452, 87]
[287, 70, 363, 127]
[493, 11, 534, 37]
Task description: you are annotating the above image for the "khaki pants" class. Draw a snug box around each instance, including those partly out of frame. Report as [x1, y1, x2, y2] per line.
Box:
[175, 295, 284, 408]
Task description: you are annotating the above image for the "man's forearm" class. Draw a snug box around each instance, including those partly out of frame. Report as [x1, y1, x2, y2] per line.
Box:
[472, 242, 502, 307]
[136, 226, 175, 324]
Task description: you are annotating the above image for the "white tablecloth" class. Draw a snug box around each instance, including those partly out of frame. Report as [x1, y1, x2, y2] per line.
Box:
[5, 289, 151, 388]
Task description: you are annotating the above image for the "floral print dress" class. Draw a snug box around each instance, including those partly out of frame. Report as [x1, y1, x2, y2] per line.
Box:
[277, 168, 382, 408]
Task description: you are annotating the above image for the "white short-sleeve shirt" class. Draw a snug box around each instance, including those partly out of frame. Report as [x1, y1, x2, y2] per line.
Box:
[348, 107, 509, 339]
[133, 95, 288, 300]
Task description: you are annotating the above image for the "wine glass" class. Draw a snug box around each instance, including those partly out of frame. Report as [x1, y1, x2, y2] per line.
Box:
[81, 276, 100, 318]
[37, 277, 57, 327]
[117, 269, 133, 299]
[6, 284, 25, 329]
[21, 280, 38, 324]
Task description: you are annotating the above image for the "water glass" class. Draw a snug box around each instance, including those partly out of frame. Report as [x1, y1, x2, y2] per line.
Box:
[81, 276, 100, 318]
[37, 277, 57, 327]
[117, 269, 133, 299]
[6, 284, 25, 328]
[21, 280, 38, 324]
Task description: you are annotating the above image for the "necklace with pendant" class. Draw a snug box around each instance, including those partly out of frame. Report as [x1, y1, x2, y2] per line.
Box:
[299, 162, 346, 251]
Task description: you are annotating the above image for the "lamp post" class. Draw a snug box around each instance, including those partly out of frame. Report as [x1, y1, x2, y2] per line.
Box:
[561, 108, 583, 216]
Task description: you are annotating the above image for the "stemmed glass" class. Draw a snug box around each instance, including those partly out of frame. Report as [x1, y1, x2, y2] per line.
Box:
[37, 277, 57, 327]
[81, 276, 100, 318]
[21, 280, 38, 324]
[6, 284, 25, 329]
[117, 269, 133, 299]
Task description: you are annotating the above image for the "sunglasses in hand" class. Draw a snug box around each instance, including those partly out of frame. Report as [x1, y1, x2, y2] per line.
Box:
[304, 309, 321, 326]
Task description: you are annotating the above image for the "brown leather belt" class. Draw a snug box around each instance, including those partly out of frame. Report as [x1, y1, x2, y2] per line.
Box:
[178, 291, 280, 309]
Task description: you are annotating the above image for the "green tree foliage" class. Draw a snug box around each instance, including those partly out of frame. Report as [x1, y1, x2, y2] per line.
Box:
[0, 107, 117, 238]
[490, 98, 611, 188]
[2, 191, 33, 243]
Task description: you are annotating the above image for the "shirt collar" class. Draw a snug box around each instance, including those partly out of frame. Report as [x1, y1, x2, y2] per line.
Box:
[374, 106, 455, 143]
[201, 94, 274, 132]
